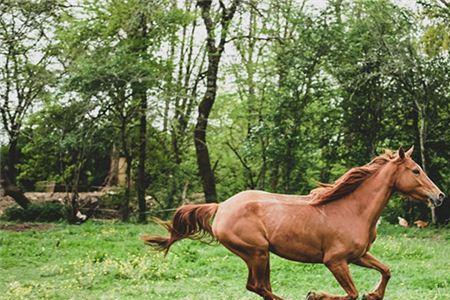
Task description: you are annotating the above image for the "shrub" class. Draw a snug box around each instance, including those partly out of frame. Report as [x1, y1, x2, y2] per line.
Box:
[2, 202, 66, 222]
[99, 188, 128, 209]
[382, 196, 409, 224]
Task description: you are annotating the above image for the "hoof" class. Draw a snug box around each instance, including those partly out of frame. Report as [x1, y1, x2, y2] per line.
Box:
[362, 293, 381, 300]
[306, 292, 316, 300]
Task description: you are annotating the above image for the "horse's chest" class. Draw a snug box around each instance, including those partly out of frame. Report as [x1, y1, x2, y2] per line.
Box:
[333, 228, 373, 258]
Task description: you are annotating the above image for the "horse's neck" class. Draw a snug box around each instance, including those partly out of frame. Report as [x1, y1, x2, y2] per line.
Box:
[340, 164, 397, 226]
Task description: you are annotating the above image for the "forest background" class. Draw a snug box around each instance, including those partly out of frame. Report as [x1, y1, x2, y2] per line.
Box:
[1, 0, 449, 224]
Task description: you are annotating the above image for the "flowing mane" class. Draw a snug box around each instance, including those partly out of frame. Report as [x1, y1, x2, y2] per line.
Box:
[309, 150, 396, 205]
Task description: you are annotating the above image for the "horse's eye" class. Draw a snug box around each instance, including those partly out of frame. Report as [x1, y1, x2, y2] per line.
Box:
[412, 169, 420, 175]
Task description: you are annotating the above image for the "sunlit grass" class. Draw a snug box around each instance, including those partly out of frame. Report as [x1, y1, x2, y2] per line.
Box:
[0, 221, 449, 299]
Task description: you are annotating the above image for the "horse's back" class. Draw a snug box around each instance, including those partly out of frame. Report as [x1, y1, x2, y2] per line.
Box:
[214, 190, 310, 223]
[222, 190, 311, 205]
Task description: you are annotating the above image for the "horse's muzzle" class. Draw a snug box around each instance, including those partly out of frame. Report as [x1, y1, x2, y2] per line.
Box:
[429, 192, 445, 207]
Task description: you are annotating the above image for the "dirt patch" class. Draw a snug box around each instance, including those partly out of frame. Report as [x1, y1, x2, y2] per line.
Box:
[0, 223, 54, 232]
[0, 195, 16, 214]
[0, 192, 106, 214]
[0, 191, 124, 220]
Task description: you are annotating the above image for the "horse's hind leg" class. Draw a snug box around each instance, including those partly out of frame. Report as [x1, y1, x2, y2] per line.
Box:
[223, 243, 283, 300]
[246, 250, 283, 300]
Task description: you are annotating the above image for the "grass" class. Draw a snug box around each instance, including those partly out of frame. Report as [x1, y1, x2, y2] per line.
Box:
[0, 221, 449, 300]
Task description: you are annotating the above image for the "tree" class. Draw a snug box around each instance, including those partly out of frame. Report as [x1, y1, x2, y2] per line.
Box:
[161, 0, 206, 211]
[57, 0, 183, 221]
[194, 0, 241, 203]
[0, 0, 62, 208]
[226, 0, 271, 190]
[420, 0, 450, 56]
[2, 0, 450, 226]
[130, 5, 150, 223]
[367, 2, 450, 223]
[260, 1, 335, 193]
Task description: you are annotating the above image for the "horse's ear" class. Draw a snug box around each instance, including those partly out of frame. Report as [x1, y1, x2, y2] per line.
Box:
[398, 147, 405, 160]
[405, 145, 414, 157]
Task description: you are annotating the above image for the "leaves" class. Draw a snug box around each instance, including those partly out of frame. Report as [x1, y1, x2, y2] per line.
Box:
[2, 0, 450, 222]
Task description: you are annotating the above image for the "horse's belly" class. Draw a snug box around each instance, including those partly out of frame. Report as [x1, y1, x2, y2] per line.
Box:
[269, 239, 323, 263]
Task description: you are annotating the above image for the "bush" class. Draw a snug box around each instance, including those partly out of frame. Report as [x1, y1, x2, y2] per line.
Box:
[99, 188, 128, 209]
[2, 202, 66, 222]
[382, 198, 405, 224]
[382, 196, 432, 225]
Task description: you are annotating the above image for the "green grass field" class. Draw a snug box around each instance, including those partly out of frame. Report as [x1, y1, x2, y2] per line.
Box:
[0, 221, 449, 300]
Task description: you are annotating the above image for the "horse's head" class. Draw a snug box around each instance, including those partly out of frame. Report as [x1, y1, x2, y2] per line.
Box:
[393, 146, 445, 207]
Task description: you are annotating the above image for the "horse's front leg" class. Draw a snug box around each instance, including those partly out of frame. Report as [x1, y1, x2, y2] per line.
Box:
[353, 252, 391, 300]
[307, 260, 358, 300]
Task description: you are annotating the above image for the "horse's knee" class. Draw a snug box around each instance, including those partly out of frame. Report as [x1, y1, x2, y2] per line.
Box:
[383, 267, 391, 280]
[251, 249, 269, 260]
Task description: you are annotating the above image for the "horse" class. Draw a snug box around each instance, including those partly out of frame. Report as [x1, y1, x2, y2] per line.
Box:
[142, 147, 445, 300]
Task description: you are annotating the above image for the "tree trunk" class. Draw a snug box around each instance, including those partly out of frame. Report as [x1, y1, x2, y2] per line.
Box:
[1, 138, 31, 208]
[269, 165, 279, 191]
[120, 155, 132, 222]
[104, 144, 119, 187]
[131, 9, 149, 223]
[194, 55, 219, 203]
[7, 137, 18, 184]
[69, 176, 80, 224]
[67, 151, 84, 224]
[415, 101, 435, 224]
[0, 168, 30, 209]
[195, 0, 241, 203]
[119, 114, 132, 221]
[137, 91, 147, 223]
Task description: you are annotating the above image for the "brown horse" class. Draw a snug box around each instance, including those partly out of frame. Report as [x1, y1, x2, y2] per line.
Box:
[142, 147, 444, 300]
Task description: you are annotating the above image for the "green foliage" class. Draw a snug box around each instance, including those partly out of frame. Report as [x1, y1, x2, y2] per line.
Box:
[100, 188, 129, 209]
[3, 0, 450, 223]
[2, 203, 66, 222]
[217, 0, 450, 222]
[383, 196, 408, 224]
[0, 221, 449, 299]
[17, 101, 112, 189]
[420, 0, 450, 56]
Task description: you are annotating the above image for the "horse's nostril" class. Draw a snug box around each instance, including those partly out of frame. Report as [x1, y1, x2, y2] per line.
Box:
[439, 193, 445, 200]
